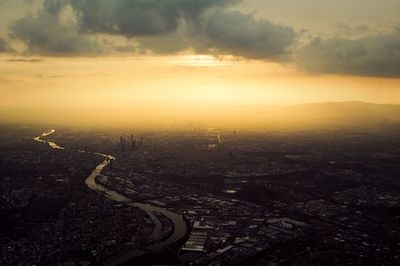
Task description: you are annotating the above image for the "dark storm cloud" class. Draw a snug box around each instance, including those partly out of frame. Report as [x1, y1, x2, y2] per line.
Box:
[298, 31, 400, 77]
[8, 0, 296, 60]
[68, 0, 238, 36]
[43, 0, 69, 15]
[11, 8, 101, 56]
[6, 0, 398, 79]
[131, 7, 297, 58]
[193, 9, 296, 60]
[69, 0, 295, 59]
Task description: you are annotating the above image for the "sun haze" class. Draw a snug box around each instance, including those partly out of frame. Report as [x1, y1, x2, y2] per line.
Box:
[0, 0, 399, 128]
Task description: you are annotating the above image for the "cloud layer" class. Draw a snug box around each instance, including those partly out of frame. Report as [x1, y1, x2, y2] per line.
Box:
[298, 32, 400, 77]
[7, 0, 296, 60]
[11, 10, 101, 56]
[194, 8, 295, 60]
[1, 0, 399, 78]
[69, 0, 238, 36]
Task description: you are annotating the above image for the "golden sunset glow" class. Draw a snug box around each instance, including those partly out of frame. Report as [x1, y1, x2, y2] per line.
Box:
[0, 0, 399, 129]
[2, 2, 400, 266]
[1, 54, 400, 128]
[2, 55, 400, 109]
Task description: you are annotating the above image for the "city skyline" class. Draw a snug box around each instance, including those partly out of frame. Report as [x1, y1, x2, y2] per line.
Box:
[1, 1, 400, 265]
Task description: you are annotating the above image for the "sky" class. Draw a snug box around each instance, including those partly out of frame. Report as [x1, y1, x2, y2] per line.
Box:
[0, 0, 400, 127]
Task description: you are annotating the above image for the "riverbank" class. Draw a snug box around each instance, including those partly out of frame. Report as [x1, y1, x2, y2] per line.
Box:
[34, 129, 188, 265]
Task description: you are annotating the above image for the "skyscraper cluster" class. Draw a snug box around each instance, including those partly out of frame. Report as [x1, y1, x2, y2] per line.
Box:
[120, 134, 143, 151]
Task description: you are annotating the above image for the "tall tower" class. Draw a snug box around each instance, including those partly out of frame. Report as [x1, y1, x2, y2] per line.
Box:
[130, 134, 135, 150]
[120, 136, 125, 151]
[139, 136, 144, 148]
[233, 129, 237, 143]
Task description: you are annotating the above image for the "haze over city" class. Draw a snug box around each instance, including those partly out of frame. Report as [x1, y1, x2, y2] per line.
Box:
[1, 1, 400, 266]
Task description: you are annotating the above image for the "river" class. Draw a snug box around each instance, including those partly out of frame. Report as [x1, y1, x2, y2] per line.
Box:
[34, 129, 188, 265]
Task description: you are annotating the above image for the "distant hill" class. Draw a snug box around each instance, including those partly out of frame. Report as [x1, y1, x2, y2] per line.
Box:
[219, 102, 400, 130]
[282, 101, 400, 127]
